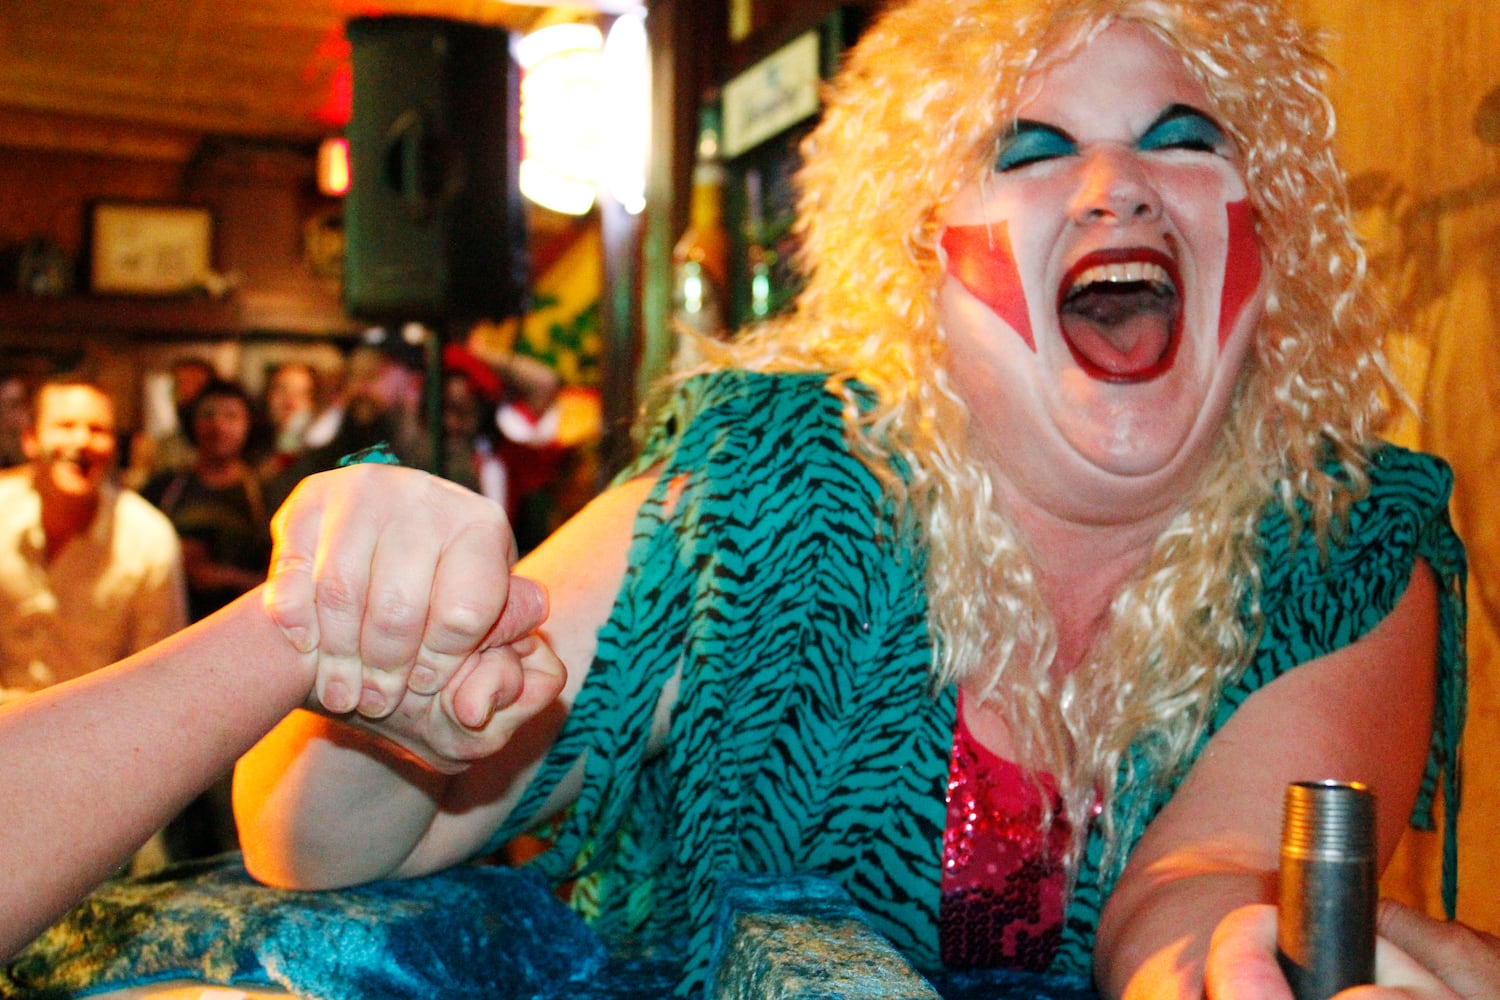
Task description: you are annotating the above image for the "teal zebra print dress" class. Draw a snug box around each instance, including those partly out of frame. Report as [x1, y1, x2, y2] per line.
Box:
[486, 370, 1466, 993]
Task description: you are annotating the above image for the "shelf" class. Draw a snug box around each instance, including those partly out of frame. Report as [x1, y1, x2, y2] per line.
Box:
[0, 290, 360, 339]
[0, 291, 236, 334]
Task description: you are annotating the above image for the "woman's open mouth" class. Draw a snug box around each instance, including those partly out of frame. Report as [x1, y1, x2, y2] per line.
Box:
[1057, 250, 1181, 383]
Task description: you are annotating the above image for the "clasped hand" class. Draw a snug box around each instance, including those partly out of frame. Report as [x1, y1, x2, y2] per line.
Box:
[261, 464, 566, 773]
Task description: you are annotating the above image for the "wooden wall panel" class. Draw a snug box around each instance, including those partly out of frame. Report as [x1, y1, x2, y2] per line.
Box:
[1297, 0, 1500, 933]
[0, 147, 183, 260]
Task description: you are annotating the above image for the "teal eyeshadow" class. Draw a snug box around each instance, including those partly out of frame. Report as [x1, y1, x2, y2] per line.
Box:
[995, 124, 1077, 171]
[1137, 111, 1226, 152]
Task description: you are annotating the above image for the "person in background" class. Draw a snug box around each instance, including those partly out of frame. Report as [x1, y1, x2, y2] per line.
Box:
[131, 357, 218, 486]
[464, 336, 563, 427]
[0, 374, 32, 468]
[143, 378, 271, 623]
[260, 346, 413, 514]
[440, 340, 564, 551]
[0, 377, 186, 704]
[439, 346, 509, 510]
[233, 0, 1465, 996]
[338, 342, 428, 463]
[258, 361, 319, 479]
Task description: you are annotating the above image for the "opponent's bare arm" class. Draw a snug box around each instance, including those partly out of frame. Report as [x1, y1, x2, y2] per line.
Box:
[0, 593, 306, 959]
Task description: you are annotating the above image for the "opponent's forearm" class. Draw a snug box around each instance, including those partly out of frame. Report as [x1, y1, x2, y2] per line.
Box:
[0, 589, 310, 959]
[234, 708, 450, 890]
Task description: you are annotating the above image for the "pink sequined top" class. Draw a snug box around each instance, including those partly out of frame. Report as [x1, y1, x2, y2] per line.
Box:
[940, 695, 1075, 970]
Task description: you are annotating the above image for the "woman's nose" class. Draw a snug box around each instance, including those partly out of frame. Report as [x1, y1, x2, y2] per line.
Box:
[1070, 145, 1162, 226]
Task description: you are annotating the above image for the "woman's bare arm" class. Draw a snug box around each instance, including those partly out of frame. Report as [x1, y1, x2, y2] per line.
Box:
[1095, 563, 1440, 999]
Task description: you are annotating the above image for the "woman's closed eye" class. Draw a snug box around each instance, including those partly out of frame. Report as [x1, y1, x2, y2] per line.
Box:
[1136, 104, 1230, 154]
[995, 121, 1078, 171]
[995, 106, 1228, 173]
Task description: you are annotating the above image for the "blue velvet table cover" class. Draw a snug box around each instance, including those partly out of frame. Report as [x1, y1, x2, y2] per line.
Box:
[1, 859, 1099, 999]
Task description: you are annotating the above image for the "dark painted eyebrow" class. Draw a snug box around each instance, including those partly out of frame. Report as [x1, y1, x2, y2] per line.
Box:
[1009, 107, 1220, 141]
[1007, 119, 1076, 144]
[1147, 103, 1222, 131]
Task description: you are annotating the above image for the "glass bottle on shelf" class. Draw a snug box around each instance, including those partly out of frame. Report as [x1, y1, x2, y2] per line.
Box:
[729, 0, 754, 42]
[670, 97, 728, 368]
[743, 167, 776, 322]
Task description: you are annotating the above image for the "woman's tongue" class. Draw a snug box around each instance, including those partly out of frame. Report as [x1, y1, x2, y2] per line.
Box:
[1059, 286, 1175, 380]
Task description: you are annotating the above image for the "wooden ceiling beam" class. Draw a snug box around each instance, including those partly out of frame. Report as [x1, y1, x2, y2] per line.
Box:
[0, 0, 567, 150]
[0, 106, 200, 163]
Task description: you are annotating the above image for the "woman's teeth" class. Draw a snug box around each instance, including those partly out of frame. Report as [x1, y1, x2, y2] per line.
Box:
[1064, 261, 1174, 300]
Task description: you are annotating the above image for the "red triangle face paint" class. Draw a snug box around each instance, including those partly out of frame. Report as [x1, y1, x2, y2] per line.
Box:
[1219, 199, 1262, 350]
[941, 222, 1035, 351]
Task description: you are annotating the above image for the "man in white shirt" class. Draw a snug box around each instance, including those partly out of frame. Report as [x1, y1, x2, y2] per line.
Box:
[0, 379, 187, 702]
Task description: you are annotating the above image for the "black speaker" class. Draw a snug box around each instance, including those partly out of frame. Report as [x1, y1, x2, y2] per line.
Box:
[344, 16, 528, 322]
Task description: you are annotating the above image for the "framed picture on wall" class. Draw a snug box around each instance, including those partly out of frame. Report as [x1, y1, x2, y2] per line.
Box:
[87, 201, 214, 296]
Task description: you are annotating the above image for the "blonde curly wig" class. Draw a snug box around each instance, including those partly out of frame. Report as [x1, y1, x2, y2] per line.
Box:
[689, 0, 1394, 872]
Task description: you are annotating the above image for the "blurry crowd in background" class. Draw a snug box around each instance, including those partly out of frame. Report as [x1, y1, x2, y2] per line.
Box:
[0, 334, 601, 865]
